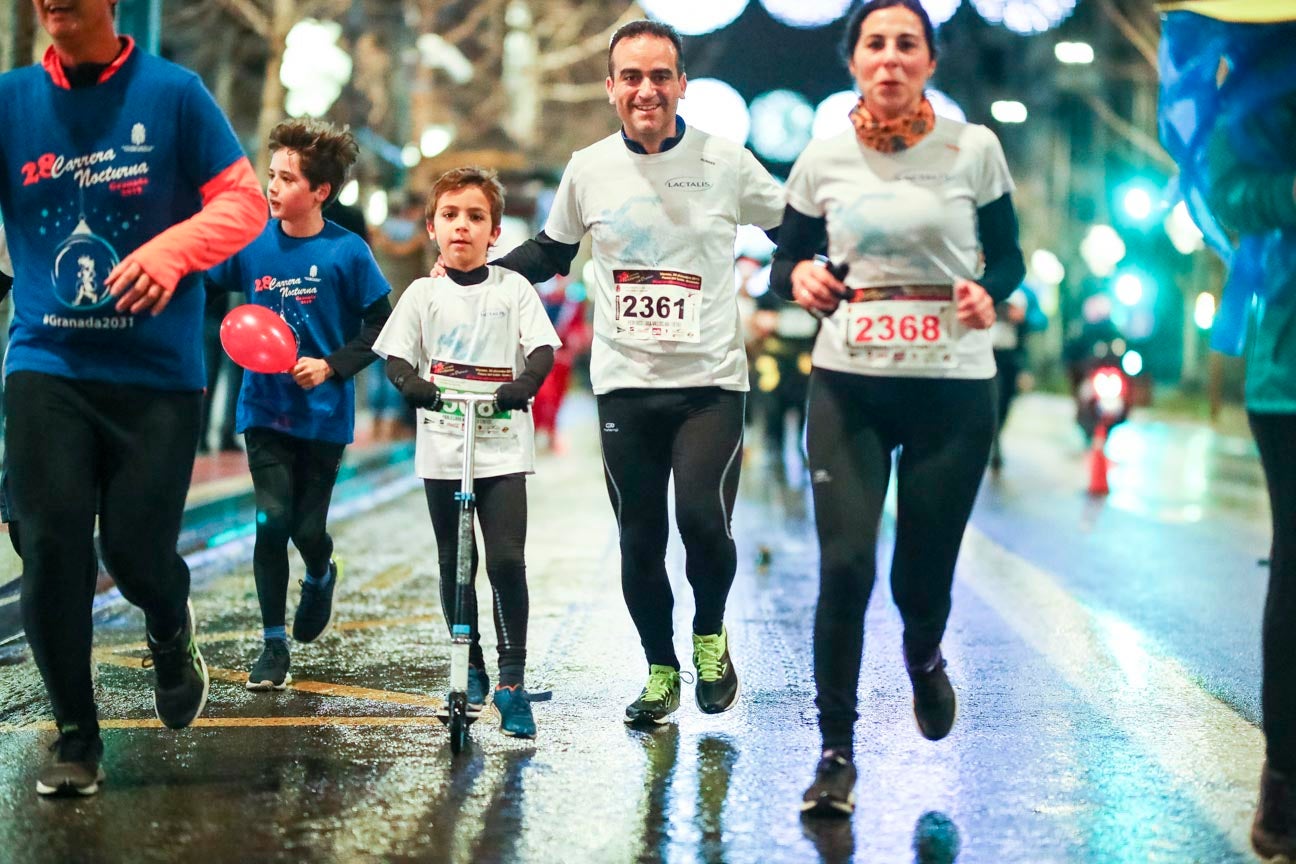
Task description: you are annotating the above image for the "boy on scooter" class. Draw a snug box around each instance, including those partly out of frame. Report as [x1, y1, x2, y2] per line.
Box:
[372, 167, 560, 738]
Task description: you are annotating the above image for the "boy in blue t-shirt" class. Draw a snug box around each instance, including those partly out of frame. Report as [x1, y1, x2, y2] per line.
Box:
[207, 119, 391, 690]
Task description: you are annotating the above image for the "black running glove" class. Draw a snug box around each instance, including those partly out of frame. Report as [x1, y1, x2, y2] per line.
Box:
[386, 356, 443, 411]
[494, 371, 541, 412]
[401, 378, 443, 411]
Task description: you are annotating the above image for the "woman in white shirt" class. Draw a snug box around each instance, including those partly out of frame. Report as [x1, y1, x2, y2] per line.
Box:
[770, 0, 1025, 817]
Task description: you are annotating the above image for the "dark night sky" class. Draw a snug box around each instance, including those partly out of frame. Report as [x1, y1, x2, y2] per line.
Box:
[681, 4, 854, 108]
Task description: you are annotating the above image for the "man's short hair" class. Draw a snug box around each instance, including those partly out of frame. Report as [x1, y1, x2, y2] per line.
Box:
[267, 119, 359, 207]
[607, 19, 685, 78]
[426, 166, 506, 230]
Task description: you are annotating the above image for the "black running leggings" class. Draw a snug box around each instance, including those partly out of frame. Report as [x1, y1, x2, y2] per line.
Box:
[244, 428, 344, 630]
[425, 474, 529, 686]
[6, 371, 200, 727]
[807, 370, 996, 751]
[597, 388, 745, 669]
[1250, 412, 1296, 774]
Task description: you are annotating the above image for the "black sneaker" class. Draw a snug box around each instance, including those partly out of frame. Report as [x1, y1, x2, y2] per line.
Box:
[293, 558, 342, 643]
[246, 639, 292, 691]
[624, 665, 682, 725]
[145, 601, 210, 730]
[800, 750, 856, 818]
[36, 724, 104, 797]
[692, 628, 740, 714]
[1253, 762, 1296, 860]
[907, 647, 956, 741]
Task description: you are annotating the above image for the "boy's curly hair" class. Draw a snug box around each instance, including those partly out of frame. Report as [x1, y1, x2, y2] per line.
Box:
[268, 119, 359, 206]
[426, 167, 506, 230]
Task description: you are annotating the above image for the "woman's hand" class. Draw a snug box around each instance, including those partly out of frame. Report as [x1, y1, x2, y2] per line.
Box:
[954, 279, 995, 329]
[429, 255, 446, 278]
[790, 260, 847, 314]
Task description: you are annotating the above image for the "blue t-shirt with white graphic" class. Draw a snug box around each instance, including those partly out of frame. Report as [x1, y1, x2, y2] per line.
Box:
[208, 219, 390, 444]
[0, 48, 247, 390]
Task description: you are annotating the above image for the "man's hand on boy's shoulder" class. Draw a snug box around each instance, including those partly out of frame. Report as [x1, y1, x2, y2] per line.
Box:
[292, 357, 334, 389]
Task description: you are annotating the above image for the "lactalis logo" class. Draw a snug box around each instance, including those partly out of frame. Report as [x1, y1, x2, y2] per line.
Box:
[665, 176, 711, 191]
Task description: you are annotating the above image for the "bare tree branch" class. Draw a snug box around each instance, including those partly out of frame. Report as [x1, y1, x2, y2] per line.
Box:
[1082, 93, 1174, 170]
[537, 5, 640, 73]
[1097, 0, 1158, 70]
[212, 0, 272, 37]
[300, 0, 351, 22]
[444, 0, 504, 46]
[542, 81, 609, 103]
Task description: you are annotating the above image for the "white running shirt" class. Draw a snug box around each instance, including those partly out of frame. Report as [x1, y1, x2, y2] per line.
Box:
[372, 267, 561, 480]
[544, 127, 784, 394]
[784, 119, 1015, 379]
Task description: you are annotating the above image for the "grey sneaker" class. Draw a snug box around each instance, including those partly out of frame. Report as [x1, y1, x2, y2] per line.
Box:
[36, 725, 105, 797]
[246, 639, 292, 691]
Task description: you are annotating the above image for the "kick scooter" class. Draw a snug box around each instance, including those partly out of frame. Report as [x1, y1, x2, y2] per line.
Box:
[435, 391, 500, 755]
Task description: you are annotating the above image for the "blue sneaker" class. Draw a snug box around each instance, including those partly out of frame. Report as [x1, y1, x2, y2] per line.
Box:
[493, 685, 536, 738]
[293, 558, 341, 643]
[467, 666, 490, 717]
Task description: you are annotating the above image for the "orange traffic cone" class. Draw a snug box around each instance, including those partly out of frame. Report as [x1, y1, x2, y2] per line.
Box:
[1087, 425, 1110, 496]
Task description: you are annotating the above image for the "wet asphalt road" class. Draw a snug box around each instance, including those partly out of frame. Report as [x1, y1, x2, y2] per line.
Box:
[0, 394, 1274, 863]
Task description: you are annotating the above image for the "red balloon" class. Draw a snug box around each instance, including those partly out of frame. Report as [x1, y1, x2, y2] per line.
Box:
[220, 304, 298, 373]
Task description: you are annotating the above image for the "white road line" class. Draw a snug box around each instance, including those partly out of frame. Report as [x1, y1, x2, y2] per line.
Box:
[960, 524, 1262, 858]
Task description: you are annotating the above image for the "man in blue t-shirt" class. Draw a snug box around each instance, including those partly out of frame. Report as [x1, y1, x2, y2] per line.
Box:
[0, 1, 267, 797]
[207, 118, 391, 694]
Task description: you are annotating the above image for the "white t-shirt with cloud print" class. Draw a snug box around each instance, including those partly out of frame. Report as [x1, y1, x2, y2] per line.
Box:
[372, 267, 561, 480]
[544, 127, 784, 395]
[785, 118, 1015, 379]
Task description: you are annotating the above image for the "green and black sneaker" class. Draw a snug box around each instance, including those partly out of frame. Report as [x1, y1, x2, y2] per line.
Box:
[624, 665, 682, 726]
[692, 627, 740, 714]
[144, 601, 210, 730]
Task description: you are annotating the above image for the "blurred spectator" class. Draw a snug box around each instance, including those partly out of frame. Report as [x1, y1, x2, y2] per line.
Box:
[532, 277, 591, 452]
[368, 192, 429, 440]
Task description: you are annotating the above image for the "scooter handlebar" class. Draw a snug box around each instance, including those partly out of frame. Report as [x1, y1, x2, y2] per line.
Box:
[438, 392, 534, 416]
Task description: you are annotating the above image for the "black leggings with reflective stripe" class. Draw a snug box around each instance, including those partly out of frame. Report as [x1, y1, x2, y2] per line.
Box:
[807, 369, 996, 751]
[597, 387, 745, 670]
[425, 474, 529, 686]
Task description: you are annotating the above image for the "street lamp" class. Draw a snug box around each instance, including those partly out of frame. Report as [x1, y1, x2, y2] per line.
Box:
[1080, 224, 1126, 278]
[638, 0, 749, 35]
[1054, 41, 1094, 64]
[990, 100, 1028, 123]
[677, 78, 751, 146]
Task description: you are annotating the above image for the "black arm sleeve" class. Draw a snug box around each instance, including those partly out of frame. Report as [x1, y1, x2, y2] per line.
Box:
[0, 273, 12, 304]
[491, 232, 581, 284]
[519, 344, 555, 386]
[770, 206, 828, 301]
[976, 194, 1026, 303]
[385, 356, 419, 389]
[325, 295, 393, 381]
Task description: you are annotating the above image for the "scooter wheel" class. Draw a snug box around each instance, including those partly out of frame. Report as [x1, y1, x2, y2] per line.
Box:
[448, 693, 469, 755]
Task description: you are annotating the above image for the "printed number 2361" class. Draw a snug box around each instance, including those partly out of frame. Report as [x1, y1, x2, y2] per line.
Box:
[624, 295, 684, 320]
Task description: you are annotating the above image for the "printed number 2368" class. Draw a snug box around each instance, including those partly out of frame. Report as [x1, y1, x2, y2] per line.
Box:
[624, 295, 685, 320]
[854, 314, 941, 343]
